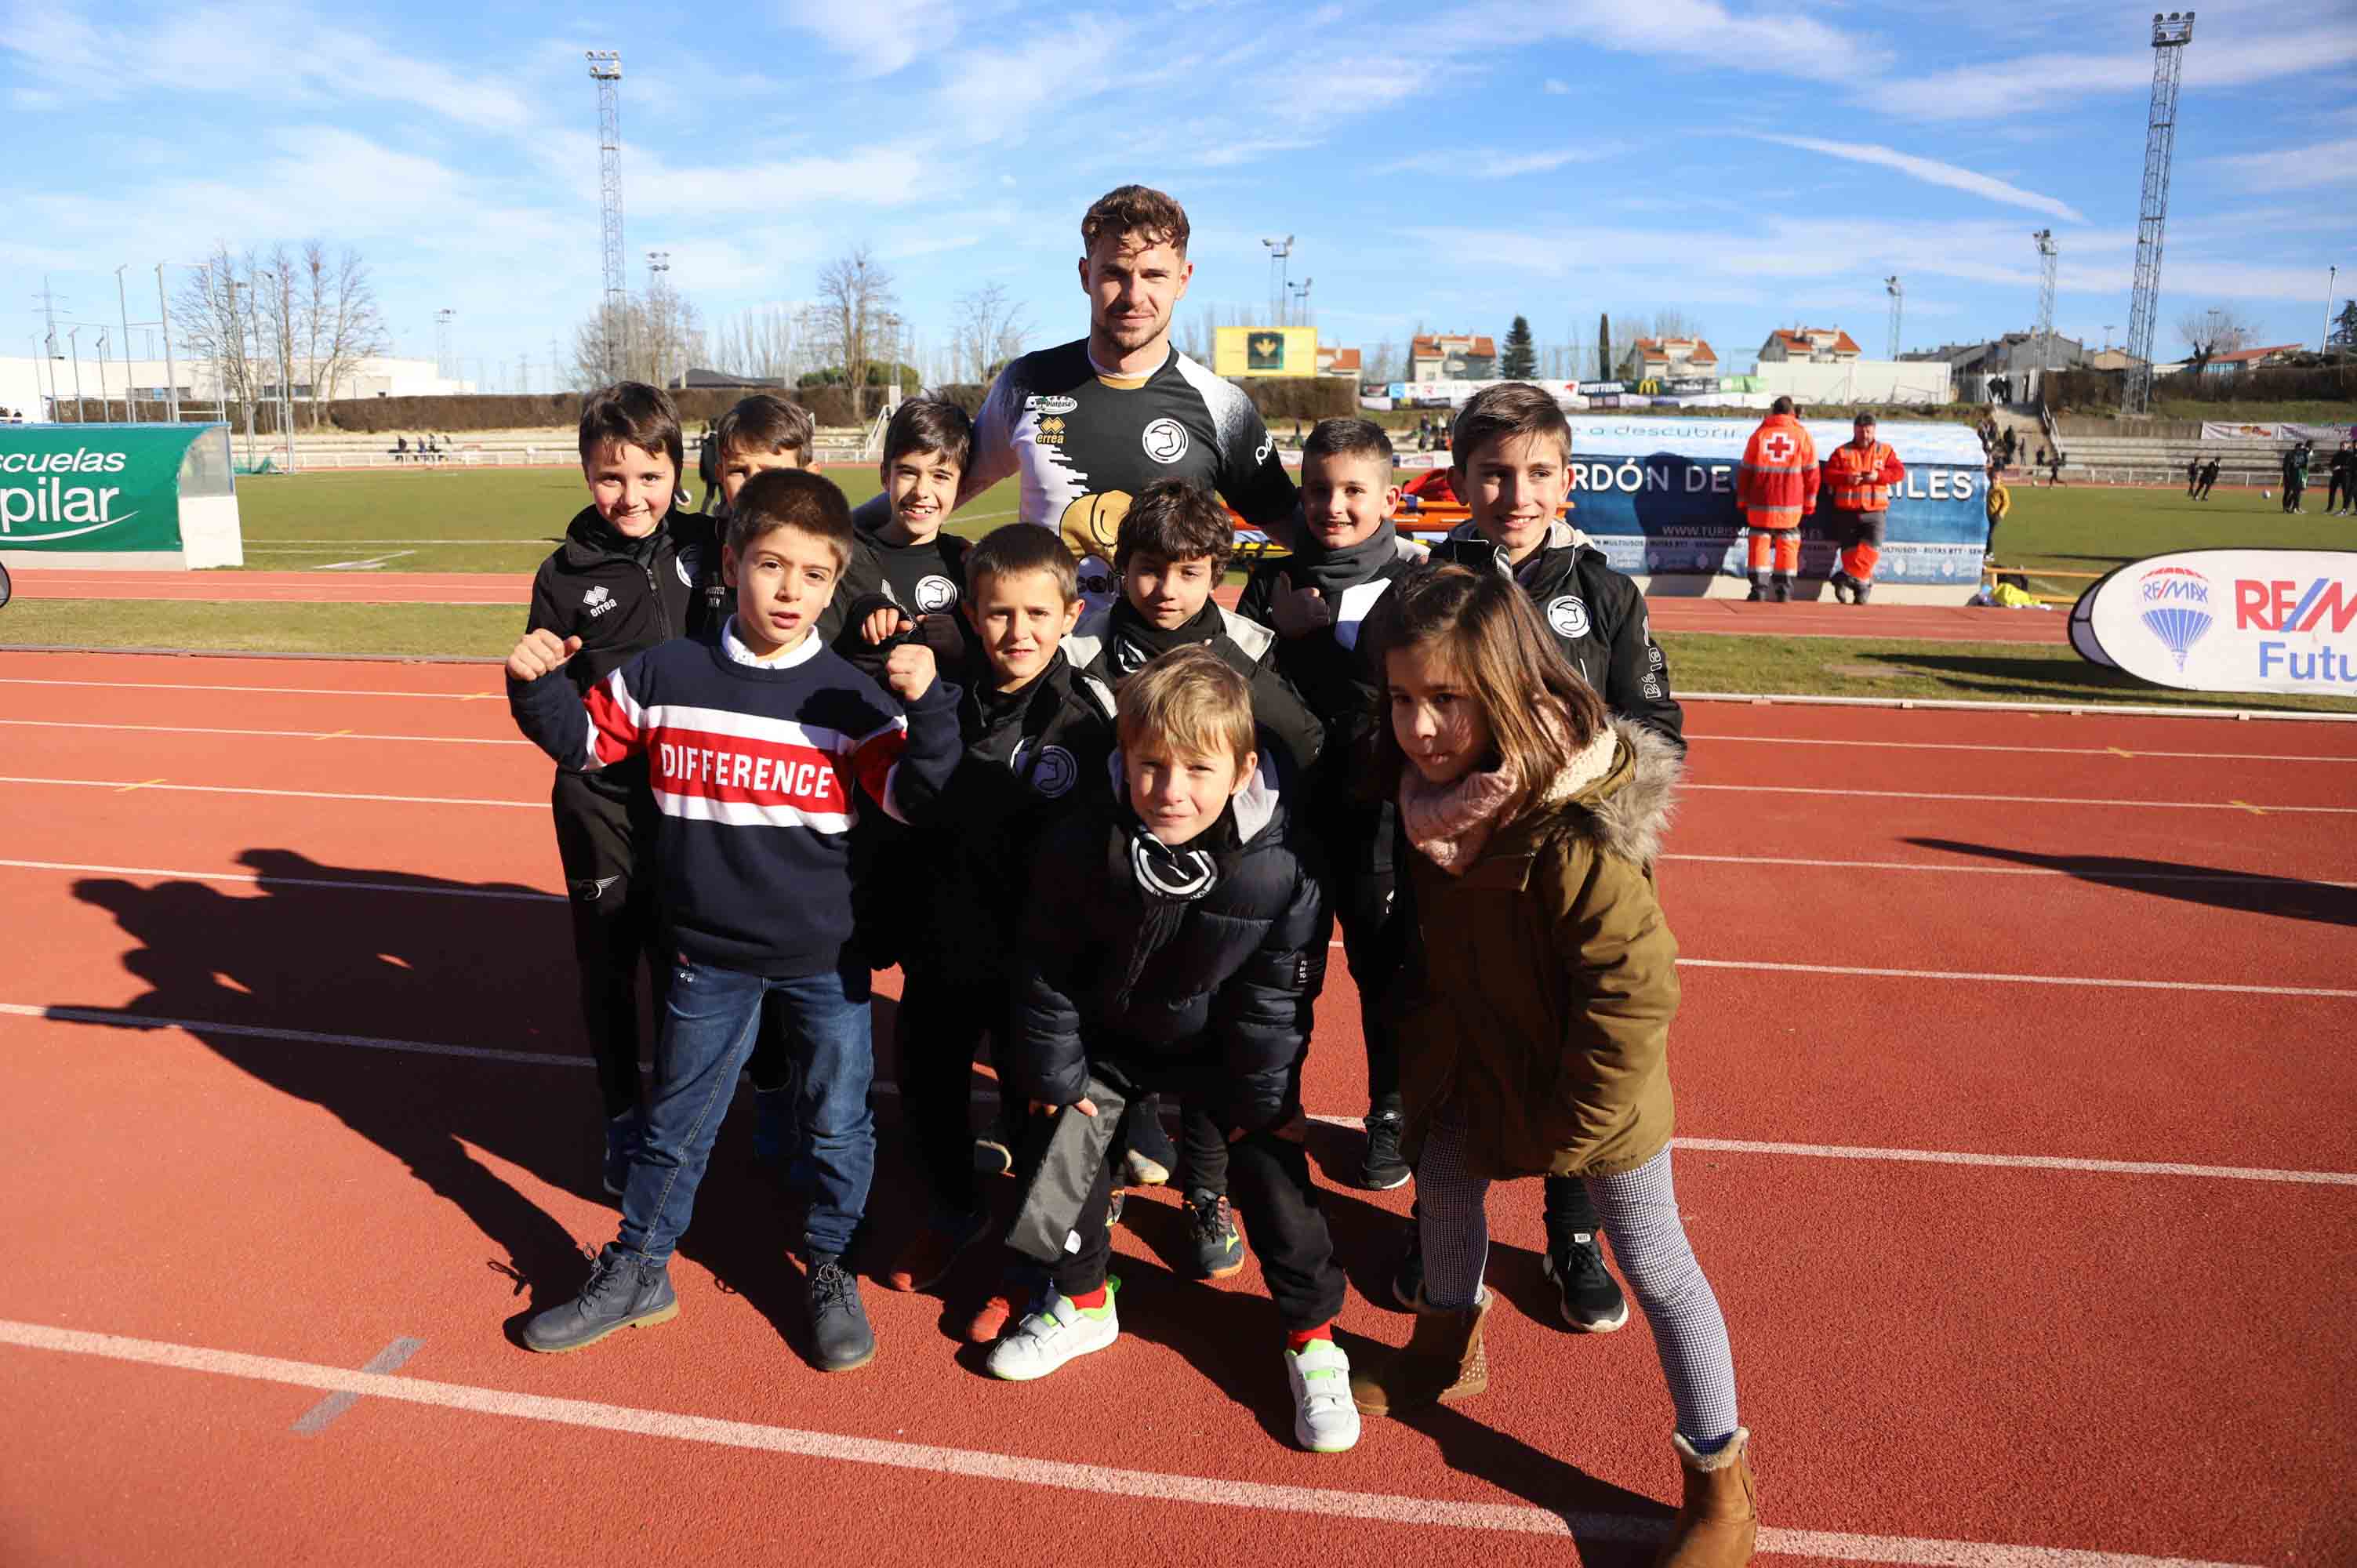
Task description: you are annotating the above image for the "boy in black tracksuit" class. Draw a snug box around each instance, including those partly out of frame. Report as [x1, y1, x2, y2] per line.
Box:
[523, 383, 694, 1194]
[986, 645, 1359, 1455]
[1055, 478, 1324, 1275]
[1235, 417, 1428, 1193]
[1413, 383, 1688, 1335]
[870, 525, 1119, 1304]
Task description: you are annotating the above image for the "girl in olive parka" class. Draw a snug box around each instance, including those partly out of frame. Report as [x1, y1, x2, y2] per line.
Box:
[1346, 566, 1758, 1568]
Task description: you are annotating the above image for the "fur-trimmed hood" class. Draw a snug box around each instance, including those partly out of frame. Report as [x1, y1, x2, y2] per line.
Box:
[1560, 717, 1682, 868]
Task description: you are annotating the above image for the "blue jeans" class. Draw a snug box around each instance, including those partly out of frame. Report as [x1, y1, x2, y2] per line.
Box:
[616, 956, 875, 1265]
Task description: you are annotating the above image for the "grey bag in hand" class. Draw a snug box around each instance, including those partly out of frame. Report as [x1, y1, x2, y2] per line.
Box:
[1005, 1076, 1128, 1265]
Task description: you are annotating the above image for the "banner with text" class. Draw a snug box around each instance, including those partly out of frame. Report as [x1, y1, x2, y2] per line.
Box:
[2199, 421, 2357, 444]
[0, 423, 241, 568]
[2069, 548, 2357, 697]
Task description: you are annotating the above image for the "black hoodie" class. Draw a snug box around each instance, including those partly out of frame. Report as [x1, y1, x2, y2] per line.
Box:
[525, 504, 695, 795]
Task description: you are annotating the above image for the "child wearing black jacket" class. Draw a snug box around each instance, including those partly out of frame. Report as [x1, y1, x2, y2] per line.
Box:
[872, 525, 1119, 1301]
[1236, 418, 1428, 1192]
[521, 382, 693, 1197]
[990, 645, 1356, 1455]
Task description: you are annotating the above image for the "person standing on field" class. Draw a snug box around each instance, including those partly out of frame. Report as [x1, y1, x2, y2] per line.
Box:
[1822, 413, 1905, 604]
[1734, 396, 1818, 602]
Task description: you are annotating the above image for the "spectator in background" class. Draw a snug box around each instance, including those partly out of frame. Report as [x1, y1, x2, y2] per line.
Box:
[2282, 441, 2310, 514]
[2196, 455, 2221, 501]
[2327, 442, 2352, 517]
[1984, 468, 2010, 561]
[1823, 412, 1905, 605]
[2185, 454, 2201, 499]
[1734, 394, 1818, 603]
[2046, 447, 2065, 488]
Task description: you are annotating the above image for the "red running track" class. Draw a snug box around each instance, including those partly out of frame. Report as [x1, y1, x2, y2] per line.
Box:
[2, 650, 2353, 1566]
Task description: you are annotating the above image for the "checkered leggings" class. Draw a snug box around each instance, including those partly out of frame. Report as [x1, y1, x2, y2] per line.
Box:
[1416, 1116, 1739, 1443]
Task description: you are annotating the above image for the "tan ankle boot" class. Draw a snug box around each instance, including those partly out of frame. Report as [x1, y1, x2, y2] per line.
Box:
[1348, 1293, 1489, 1417]
[1657, 1428, 1757, 1567]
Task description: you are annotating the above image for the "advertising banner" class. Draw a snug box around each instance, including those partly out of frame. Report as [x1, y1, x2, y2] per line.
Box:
[1562, 416, 1988, 586]
[2199, 421, 2357, 444]
[1215, 326, 1319, 379]
[0, 423, 241, 568]
[2069, 548, 2357, 696]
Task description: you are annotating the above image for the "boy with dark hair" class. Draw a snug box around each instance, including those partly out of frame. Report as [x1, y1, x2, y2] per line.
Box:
[1061, 476, 1324, 1251]
[990, 645, 1356, 1454]
[837, 397, 979, 671]
[1420, 379, 1684, 1336]
[523, 381, 694, 1202]
[874, 524, 1120, 1302]
[507, 468, 962, 1373]
[1237, 418, 1425, 1190]
[674, 393, 819, 636]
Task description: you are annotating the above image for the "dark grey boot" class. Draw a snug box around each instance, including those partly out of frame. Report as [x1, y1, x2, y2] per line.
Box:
[523, 1244, 678, 1353]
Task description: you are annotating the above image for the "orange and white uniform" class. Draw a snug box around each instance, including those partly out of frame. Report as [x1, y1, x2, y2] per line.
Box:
[1822, 435, 1905, 585]
[1735, 413, 1818, 582]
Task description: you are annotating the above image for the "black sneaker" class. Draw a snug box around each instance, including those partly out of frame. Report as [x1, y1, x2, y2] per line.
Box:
[805, 1253, 877, 1371]
[1389, 1227, 1429, 1311]
[1770, 574, 1792, 603]
[1188, 1189, 1244, 1279]
[1828, 571, 1857, 604]
[522, 1244, 678, 1353]
[1542, 1228, 1630, 1333]
[1852, 578, 1873, 604]
[1744, 579, 1767, 603]
[1360, 1110, 1411, 1191]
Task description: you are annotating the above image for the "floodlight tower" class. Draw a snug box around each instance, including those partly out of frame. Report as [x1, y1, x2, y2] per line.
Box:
[588, 50, 627, 380]
[2032, 230, 2057, 367]
[646, 250, 671, 387]
[435, 307, 456, 381]
[1261, 235, 1294, 325]
[2123, 12, 2194, 415]
[1291, 277, 1313, 329]
[1884, 275, 1902, 359]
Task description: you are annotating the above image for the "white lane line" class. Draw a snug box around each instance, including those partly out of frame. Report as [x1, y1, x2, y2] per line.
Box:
[290, 1336, 424, 1433]
[0, 1316, 2265, 1566]
[0, 678, 496, 701]
[0, 859, 560, 902]
[0, 776, 539, 810]
[1676, 958, 2357, 1000]
[317, 550, 419, 572]
[1662, 853, 2357, 889]
[0, 719, 527, 746]
[9, 1003, 2352, 1189]
[1687, 783, 2357, 815]
[1687, 735, 2357, 764]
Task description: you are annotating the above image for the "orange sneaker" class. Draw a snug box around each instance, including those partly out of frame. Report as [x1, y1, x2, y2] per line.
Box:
[962, 1290, 1021, 1344]
[881, 1213, 985, 1293]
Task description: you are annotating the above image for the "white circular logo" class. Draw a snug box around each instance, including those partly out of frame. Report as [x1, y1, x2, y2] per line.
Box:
[1142, 418, 1189, 464]
[1547, 594, 1592, 641]
[912, 574, 958, 613]
[1020, 742, 1079, 798]
[675, 545, 702, 587]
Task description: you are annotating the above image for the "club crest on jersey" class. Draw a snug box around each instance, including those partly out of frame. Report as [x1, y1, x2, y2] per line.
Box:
[912, 574, 959, 614]
[1016, 742, 1079, 798]
[1547, 594, 1591, 641]
[583, 584, 617, 618]
[676, 546, 702, 588]
[1142, 418, 1189, 464]
[1026, 395, 1079, 416]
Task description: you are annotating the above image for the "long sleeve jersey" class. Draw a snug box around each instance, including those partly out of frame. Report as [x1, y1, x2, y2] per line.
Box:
[510, 621, 961, 978]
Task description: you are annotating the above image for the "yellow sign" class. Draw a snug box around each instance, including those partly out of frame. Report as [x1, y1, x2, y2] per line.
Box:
[1214, 325, 1318, 378]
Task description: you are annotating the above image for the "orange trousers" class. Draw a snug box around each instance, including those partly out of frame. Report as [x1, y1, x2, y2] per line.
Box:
[1832, 510, 1887, 582]
[1745, 524, 1800, 575]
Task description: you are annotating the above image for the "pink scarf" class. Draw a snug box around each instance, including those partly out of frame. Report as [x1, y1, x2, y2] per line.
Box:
[1397, 717, 1618, 876]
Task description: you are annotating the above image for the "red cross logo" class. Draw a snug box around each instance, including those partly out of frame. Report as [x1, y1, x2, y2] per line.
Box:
[1762, 432, 1796, 463]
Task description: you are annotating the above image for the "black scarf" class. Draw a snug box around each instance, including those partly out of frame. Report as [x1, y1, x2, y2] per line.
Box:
[1107, 597, 1222, 677]
[1285, 519, 1399, 600]
[574, 506, 666, 567]
[1106, 800, 1233, 1007]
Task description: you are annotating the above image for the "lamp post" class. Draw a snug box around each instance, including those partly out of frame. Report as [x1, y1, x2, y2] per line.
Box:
[114, 265, 139, 423]
[96, 329, 111, 419]
[646, 250, 671, 387]
[230, 280, 256, 466]
[66, 325, 85, 421]
[156, 264, 181, 423]
[2326, 264, 2340, 354]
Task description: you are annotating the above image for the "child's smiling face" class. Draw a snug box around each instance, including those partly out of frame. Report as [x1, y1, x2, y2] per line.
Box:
[584, 439, 676, 538]
[1386, 639, 1491, 786]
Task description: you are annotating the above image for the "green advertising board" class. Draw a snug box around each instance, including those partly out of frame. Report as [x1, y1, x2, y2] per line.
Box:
[0, 423, 242, 568]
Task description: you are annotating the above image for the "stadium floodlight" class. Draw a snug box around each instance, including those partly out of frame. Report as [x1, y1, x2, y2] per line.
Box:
[2032, 230, 2058, 372]
[436, 307, 456, 383]
[589, 51, 627, 379]
[1261, 236, 1294, 326]
[1884, 275, 1903, 359]
[2123, 12, 2195, 414]
[2326, 264, 2339, 354]
[646, 252, 672, 387]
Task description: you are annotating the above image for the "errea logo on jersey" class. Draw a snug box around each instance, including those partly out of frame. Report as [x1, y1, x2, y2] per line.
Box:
[1142, 419, 1189, 464]
[583, 585, 617, 618]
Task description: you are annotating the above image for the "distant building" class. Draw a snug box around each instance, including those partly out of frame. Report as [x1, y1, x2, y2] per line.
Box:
[2199, 343, 2303, 378]
[1410, 333, 1494, 382]
[1617, 336, 1719, 383]
[668, 368, 786, 390]
[1316, 345, 1362, 380]
[1901, 332, 2089, 380]
[0, 353, 470, 419]
[1756, 328, 1862, 365]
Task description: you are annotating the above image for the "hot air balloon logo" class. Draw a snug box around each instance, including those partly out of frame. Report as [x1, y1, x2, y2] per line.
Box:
[2137, 565, 2214, 673]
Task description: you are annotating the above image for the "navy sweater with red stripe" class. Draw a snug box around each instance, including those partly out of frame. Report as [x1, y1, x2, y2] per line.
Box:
[509, 622, 961, 977]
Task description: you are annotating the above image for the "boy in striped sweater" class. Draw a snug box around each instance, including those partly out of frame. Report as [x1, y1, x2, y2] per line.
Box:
[507, 469, 962, 1372]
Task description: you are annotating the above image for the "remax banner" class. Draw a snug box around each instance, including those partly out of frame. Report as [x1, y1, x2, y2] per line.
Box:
[1563, 416, 1988, 586]
[2071, 549, 2357, 696]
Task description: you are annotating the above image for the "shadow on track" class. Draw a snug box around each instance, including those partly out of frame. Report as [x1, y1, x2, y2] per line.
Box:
[1905, 837, 2357, 927]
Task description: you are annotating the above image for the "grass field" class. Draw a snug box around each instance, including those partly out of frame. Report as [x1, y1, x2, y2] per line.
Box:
[5, 464, 2353, 712]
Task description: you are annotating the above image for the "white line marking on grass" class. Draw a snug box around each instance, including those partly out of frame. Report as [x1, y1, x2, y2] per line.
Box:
[0, 1316, 2268, 1566]
[0, 859, 560, 901]
[1686, 735, 2357, 764]
[290, 1337, 424, 1433]
[1662, 853, 2357, 888]
[1676, 958, 2357, 999]
[0, 678, 496, 702]
[0, 719, 528, 746]
[11, 1004, 2353, 1188]
[0, 776, 539, 809]
[315, 550, 419, 571]
[1687, 783, 2357, 815]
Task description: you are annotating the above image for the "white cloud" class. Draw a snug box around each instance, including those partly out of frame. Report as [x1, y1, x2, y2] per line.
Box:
[1859, 27, 2357, 120]
[774, 0, 963, 78]
[935, 16, 1128, 142]
[2201, 138, 2357, 193]
[1549, 0, 1890, 82]
[1382, 148, 1615, 177]
[1749, 134, 2085, 221]
[1544, 78, 1569, 95]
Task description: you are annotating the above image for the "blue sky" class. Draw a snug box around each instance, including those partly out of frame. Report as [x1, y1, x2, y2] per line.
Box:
[5, 0, 2352, 388]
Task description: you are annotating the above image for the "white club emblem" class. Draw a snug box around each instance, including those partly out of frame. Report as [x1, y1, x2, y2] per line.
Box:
[1142, 418, 1189, 464]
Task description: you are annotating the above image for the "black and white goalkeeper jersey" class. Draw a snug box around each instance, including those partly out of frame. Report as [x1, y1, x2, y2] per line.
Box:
[960, 339, 1298, 603]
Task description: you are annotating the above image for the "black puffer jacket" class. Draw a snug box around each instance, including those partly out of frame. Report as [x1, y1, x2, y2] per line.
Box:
[1009, 764, 1324, 1134]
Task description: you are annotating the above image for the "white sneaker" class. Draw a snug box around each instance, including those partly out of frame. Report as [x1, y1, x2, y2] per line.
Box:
[1287, 1338, 1360, 1453]
[986, 1282, 1120, 1381]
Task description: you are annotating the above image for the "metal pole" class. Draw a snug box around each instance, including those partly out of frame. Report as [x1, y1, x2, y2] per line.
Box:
[157, 264, 181, 423]
[68, 326, 84, 420]
[2327, 265, 2339, 354]
[231, 281, 256, 466]
[115, 265, 136, 423]
[96, 330, 111, 419]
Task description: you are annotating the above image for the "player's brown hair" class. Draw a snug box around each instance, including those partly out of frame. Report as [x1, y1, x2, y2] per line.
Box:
[1114, 477, 1232, 574]
[579, 381, 683, 476]
[713, 393, 815, 465]
[1303, 416, 1396, 470]
[1081, 184, 1190, 257]
[725, 468, 855, 570]
[881, 395, 974, 474]
[1451, 381, 1571, 470]
[967, 522, 1080, 606]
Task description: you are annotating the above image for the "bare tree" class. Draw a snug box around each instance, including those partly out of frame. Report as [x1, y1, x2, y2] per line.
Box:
[568, 288, 706, 391]
[1647, 308, 1705, 342]
[298, 241, 387, 424]
[811, 246, 898, 422]
[951, 281, 1030, 384]
[715, 305, 803, 383]
[172, 244, 263, 420]
[2174, 304, 2257, 365]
